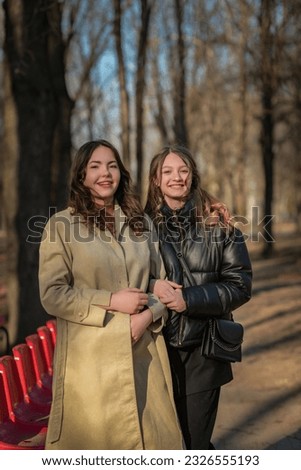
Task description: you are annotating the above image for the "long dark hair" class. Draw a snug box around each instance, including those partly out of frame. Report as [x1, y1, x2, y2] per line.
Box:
[144, 144, 231, 227]
[68, 139, 145, 234]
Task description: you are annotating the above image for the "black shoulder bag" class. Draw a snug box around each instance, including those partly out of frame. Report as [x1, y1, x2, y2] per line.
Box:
[169, 239, 244, 363]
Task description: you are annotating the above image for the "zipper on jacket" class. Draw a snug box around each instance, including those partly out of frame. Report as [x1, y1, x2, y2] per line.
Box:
[165, 209, 185, 347]
[168, 210, 186, 347]
[178, 315, 185, 347]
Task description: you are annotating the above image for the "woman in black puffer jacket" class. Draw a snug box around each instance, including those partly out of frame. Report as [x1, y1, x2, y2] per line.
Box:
[145, 145, 252, 450]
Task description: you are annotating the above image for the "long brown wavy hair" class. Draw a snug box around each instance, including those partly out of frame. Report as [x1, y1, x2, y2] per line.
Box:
[68, 139, 145, 235]
[144, 144, 232, 227]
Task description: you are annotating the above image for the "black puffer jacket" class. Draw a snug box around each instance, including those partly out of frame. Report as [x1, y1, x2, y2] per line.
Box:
[157, 199, 252, 348]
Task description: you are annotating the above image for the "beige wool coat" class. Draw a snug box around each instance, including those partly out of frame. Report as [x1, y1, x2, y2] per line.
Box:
[39, 206, 183, 450]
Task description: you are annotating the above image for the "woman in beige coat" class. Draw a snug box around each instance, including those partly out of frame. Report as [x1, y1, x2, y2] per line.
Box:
[39, 139, 183, 450]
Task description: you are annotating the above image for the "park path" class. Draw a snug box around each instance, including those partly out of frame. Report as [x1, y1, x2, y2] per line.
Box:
[1, 228, 301, 449]
[213, 231, 301, 450]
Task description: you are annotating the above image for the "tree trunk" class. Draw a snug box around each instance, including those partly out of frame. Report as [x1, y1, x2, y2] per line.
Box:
[1, 59, 19, 346]
[260, 91, 275, 255]
[47, 2, 74, 209]
[151, 54, 170, 143]
[113, 0, 131, 168]
[3, 0, 73, 343]
[173, 0, 188, 146]
[135, 0, 152, 196]
[235, 3, 249, 217]
[258, 0, 275, 257]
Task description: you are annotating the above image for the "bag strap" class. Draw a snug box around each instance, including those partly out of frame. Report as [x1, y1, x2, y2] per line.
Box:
[168, 239, 196, 287]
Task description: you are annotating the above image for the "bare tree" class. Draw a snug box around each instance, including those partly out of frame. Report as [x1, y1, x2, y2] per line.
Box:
[3, 0, 73, 343]
[113, 0, 131, 167]
[147, 1, 174, 147]
[1, 54, 19, 344]
[149, 45, 170, 143]
[173, 0, 188, 146]
[135, 0, 152, 196]
[290, 22, 301, 232]
[223, 0, 252, 217]
[65, 0, 111, 145]
[257, 0, 277, 255]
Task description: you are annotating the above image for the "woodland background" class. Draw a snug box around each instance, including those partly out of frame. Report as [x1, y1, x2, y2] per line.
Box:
[0, 0, 300, 347]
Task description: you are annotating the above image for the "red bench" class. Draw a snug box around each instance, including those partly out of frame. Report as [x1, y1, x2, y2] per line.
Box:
[0, 319, 56, 450]
[37, 325, 54, 376]
[46, 319, 57, 347]
[25, 333, 53, 392]
[0, 372, 47, 449]
[13, 343, 52, 409]
[0, 355, 49, 427]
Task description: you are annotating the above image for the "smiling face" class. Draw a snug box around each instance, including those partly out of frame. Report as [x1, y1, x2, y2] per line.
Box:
[83, 145, 121, 207]
[158, 152, 192, 209]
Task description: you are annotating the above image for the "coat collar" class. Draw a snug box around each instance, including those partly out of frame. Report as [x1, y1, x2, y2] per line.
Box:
[66, 204, 128, 240]
[161, 197, 195, 218]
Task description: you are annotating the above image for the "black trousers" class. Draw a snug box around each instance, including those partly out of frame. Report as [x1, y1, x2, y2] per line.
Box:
[174, 388, 220, 450]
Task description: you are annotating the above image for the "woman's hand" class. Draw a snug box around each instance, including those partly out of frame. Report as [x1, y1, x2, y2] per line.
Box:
[130, 309, 152, 344]
[110, 288, 148, 314]
[150, 279, 185, 312]
[160, 288, 187, 313]
[151, 279, 182, 297]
